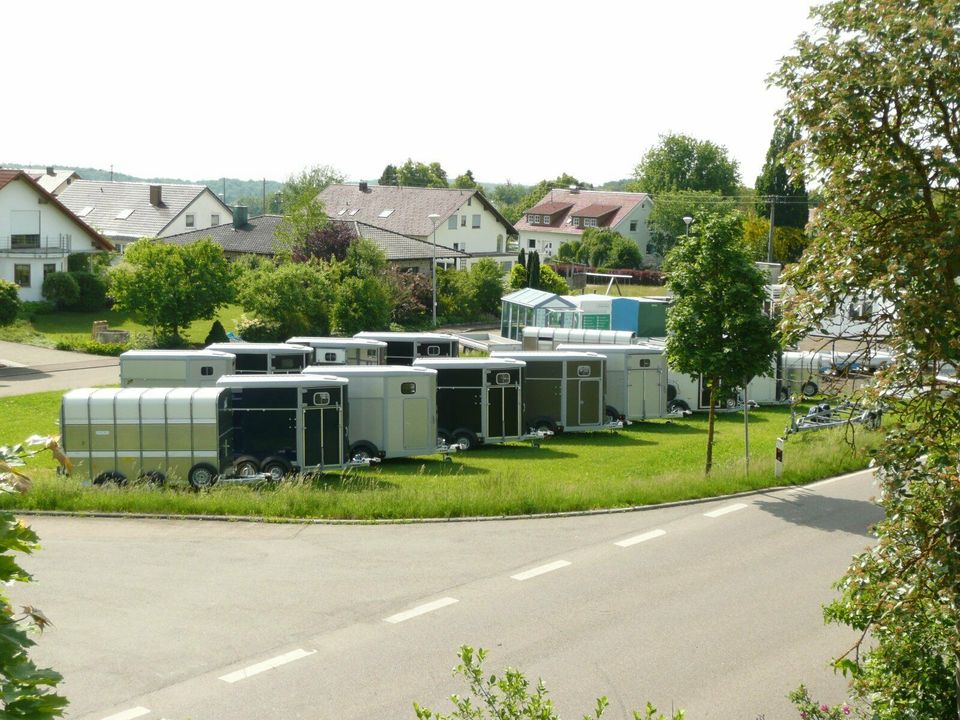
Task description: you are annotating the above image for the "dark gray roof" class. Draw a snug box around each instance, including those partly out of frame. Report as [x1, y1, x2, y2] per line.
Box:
[58, 179, 228, 239]
[339, 219, 468, 260]
[163, 215, 282, 255]
[319, 184, 517, 237]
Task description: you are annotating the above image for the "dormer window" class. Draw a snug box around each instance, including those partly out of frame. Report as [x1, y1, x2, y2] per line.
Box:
[572, 217, 581, 228]
[542, 215, 550, 225]
[531, 214, 541, 224]
[584, 218, 598, 227]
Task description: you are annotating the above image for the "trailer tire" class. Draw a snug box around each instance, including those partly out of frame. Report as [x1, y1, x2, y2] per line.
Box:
[93, 471, 127, 486]
[533, 418, 558, 434]
[233, 456, 260, 477]
[139, 470, 165, 486]
[261, 457, 292, 482]
[605, 405, 621, 421]
[437, 430, 452, 447]
[778, 386, 790, 402]
[188, 463, 219, 490]
[801, 380, 819, 397]
[668, 399, 691, 414]
[350, 442, 378, 461]
[666, 384, 678, 402]
[453, 430, 478, 451]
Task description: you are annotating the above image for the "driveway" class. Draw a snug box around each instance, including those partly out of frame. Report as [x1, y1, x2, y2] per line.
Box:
[0, 340, 119, 397]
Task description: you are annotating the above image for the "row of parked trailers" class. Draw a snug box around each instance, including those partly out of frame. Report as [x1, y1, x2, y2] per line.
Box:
[65, 333, 670, 487]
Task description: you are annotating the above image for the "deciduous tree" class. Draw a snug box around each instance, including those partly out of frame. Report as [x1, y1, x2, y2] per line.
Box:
[630, 133, 741, 196]
[236, 259, 334, 338]
[396, 159, 448, 188]
[452, 170, 480, 190]
[755, 117, 809, 231]
[277, 164, 345, 211]
[379, 164, 399, 187]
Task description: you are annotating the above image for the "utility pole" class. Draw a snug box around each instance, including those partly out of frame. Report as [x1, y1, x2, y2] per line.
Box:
[767, 196, 775, 263]
[262, 178, 266, 216]
[743, 379, 750, 476]
[222, 178, 227, 204]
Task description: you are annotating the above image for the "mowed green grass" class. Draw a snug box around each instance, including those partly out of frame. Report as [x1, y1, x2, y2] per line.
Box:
[0, 390, 879, 520]
[579, 284, 667, 298]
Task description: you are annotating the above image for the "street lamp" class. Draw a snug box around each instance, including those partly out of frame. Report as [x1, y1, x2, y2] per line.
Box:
[682, 215, 694, 235]
[428, 213, 441, 327]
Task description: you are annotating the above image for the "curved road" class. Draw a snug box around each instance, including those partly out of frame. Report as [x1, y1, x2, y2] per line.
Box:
[12, 470, 881, 719]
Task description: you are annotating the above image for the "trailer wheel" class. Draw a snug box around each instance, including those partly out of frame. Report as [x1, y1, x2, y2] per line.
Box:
[605, 405, 621, 421]
[533, 418, 558, 434]
[667, 399, 691, 413]
[453, 430, 478, 451]
[350, 442, 378, 461]
[261, 457, 292, 482]
[666, 384, 678, 402]
[437, 430, 452, 447]
[778, 387, 790, 402]
[93, 471, 127, 486]
[188, 463, 218, 489]
[233, 456, 260, 477]
[139, 471, 165, 486]
[801, 380, 819, 397]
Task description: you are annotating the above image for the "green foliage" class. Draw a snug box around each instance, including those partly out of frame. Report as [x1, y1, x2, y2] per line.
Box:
[0, 510, 68, 719]
[236, 259, 334, 338]
[66, 253, 90, 273]
[631, 133, 741, 196]
[110, 239, 235, 341]
[413, 646, 683, 720]
[341, 238, 388, 278]
[379, 164, 399, 187]
[527, 250, 540, 288]
[203, 319, 228, 345]
[492, 182, 528, 208]
[774, 1, 960, 712]
[741, 215, 807, 263]
[385, 268, 431, 326]
[579, 228, 641, 269]
[276, 164, 345, 211]
[53, 338, 130, 356]
[40, 272, 79, 310]
[437, 267, 476, 322]
[69, 271, 108, 312]
[537, 264, 570, 294]
[276, 195, 330, 253]
[605, 236, 643, 269]
[452, 169, 480, 189]
[16, 301, 55, 321]
[507, 263, 528, 290]
[467, 258, 505, 316]
[333, 276, 393, 334]
[396, 159, 449, 188]
[664, 210, 778, 474]
[755, 117, 809, 229]
[646, 191, 738, 258]
[788, 685, 856, 719]
[234, 313, 285, 343]
[517, 247, 526, 269]
[0, 279, 22, 326]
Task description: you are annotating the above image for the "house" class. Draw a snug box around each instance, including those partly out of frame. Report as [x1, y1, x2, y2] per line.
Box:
[57, 180, 232, 251]
[162, 207, 469, 271]
[19, 167, 80, 196]
[0, 170, 113, 301]
[318, 183, 516, 270]
[513, 188, 654, 266]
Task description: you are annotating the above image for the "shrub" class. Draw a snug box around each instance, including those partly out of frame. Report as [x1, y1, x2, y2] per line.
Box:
[70, 271, 109, 311]
[67, 252, 91, 272]
[204, 320, 229, 345]
[235, 314, 285, 342]
[55, 339, 129, 356]
[332, 277, 392, 334]
[41, 272, 80, 309]
[16, 300, 55, 320]
[0, 280, 21, 326]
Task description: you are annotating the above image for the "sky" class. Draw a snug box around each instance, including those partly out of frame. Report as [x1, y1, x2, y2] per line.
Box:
[5, 0, 816, 187]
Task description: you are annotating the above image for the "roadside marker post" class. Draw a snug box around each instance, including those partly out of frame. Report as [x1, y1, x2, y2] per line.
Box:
[775, 437, 784, 479]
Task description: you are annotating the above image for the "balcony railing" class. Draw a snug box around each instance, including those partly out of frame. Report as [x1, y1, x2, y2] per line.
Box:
[0, 234, 72, 256]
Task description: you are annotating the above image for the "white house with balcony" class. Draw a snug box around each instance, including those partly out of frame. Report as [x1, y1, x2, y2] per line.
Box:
[0, 169, 113, 301]
[513, 188, 655, 266]
[58, 180, 233, 252]
[318, 183, 517, 270]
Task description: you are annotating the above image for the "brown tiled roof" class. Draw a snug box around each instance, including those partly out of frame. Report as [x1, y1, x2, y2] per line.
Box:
[0, 170, 113, 250]
[527, 201, 573, 215]
[572, 203, 619, 219]
[514, 189, 650, 237]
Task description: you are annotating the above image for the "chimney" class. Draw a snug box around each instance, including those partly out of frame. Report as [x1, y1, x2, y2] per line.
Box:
[149, 184, 162, 206]
[46, 166, 55, 176]
[233, 205, 248, 229]
[359, 181, 369, 192]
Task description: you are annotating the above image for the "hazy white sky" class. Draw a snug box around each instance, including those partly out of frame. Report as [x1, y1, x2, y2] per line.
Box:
[6, 0, 815, 187]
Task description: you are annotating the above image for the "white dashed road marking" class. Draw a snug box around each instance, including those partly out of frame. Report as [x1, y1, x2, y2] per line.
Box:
[510, 560, 571, 581]
[703, 503, 749, 518]
[384, 597, 459, 624]
[219, 648, 317, 683]
[614, 529, 666, 547]
[101, 708, 150, 720]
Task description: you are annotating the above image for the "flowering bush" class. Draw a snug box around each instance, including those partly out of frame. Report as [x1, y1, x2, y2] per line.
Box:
[789, 685, 856, 719]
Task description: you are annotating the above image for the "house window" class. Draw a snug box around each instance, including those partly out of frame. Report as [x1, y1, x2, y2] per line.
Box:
[379, 208, 395, 218]
[496, 234, 504, 253]
[460, 215, 466, 227]
[528, 239, 536, 249]
[630, 221, 638, 231]
[115, 209, 134, 220]
[572, 217, 581, 228]
[472, 214, 481, 228]
[531, 214, 541, 224]
[43, 263, 56, 280]
[467, 197, 472, 206]
[542, 215, 550, 225]
[453, 242, 464, 252]
[448, 216, 457, 230]
[584, 218, 597, 227]
[10, 210, 40, 248]
[14, 264, 30, 288]
[11, 234, 40, 249]
[211, 214, 220, 225]
[186, 214, 195, 227]
[646, 243, 655, 255]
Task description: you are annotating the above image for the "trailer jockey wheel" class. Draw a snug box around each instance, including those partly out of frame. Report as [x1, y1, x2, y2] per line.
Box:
[453, 430, 478, 451]
[261, 456, 292, 482]
[188, 463, 219, 490]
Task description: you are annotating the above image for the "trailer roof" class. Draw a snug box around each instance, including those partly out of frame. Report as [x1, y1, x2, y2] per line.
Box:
[354, 331, 458, 342]
[412, 357, 525, 370]
[286, 336, 387, 348]
[120, 349, 236, 360]
[490, 351, 606, 361]
[555, 343, 664, 356]
[216, 374, 347, 388]
[206, 343, 312, 355]
[303, 364, 437, 377]
[62, 387, 226, 401]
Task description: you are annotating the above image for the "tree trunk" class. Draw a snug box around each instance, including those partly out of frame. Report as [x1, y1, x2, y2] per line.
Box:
[705, 379, 717, 475]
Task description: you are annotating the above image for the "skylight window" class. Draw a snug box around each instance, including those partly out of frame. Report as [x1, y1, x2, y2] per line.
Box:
[337, 208, 347, 216]
[378, 208, 395, 218]
[77, 206, 94, 217]
[348, 208, 360, 216]
[115, 209, 134, 220]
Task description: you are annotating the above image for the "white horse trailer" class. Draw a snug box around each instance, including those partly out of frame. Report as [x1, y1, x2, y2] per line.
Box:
[354, 332, 459, 365]
[521, 326, 636, 351]
[556, 343, 667, 420]
[119, 350, 236, 387]
[304, 365, 440, 460]
[286, 337, 387, 366]
[206, 342, 312, 374]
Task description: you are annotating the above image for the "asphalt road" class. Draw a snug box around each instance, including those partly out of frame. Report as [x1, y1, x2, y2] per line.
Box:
[11, 470, 882, 720]
[0, 340, 119, 397]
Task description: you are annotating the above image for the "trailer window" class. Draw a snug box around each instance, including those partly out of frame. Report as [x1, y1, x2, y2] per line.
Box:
[426, 345, 440, 356]
[400, 382, 417, 395]
[313, 392, 331, 406]
[324, 352, 337, 362]
[577, 365, 592, 378]
[273, 354, 303, 371]
[236, 354, 268, 372]
[495, 372, 511, 385]
[201, 366, 214, 376]
[639, 359, 650, 368]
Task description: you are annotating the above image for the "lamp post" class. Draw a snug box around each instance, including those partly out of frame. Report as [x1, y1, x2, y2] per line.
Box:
[428, 213, 441, 327]
[682, 215, 694, 235]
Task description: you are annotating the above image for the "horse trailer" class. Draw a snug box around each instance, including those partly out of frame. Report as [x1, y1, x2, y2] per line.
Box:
[286, 337, 387, 366]
[412, 357, 526, 449]
[304, 365, 440, 459]
[119, 349, 236, 387]
[521, 326, 636, 351]
[490, 351, 619, 433]
[556, 343, 667, 421]
[206, 342, 312, 374]
[353, 332, 459, 365]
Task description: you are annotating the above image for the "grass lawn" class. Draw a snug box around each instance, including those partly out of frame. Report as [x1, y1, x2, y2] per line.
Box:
[0, 390, 879, 520]
[578, 283, 667, 298]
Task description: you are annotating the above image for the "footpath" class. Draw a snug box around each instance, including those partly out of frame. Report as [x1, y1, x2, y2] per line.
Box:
[0, 340, 119, 398]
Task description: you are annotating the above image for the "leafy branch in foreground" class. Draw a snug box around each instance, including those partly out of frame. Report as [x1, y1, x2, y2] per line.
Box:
[414, 645, 683, 720]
